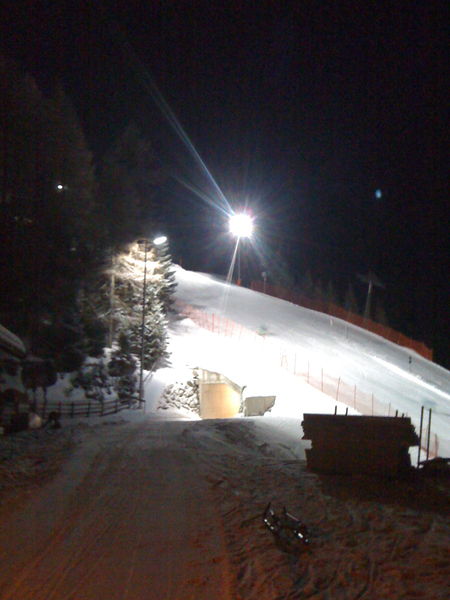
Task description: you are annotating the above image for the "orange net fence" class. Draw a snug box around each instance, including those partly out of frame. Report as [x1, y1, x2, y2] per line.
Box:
[250, 281, 433, 361]
[176, 300, 443, 459]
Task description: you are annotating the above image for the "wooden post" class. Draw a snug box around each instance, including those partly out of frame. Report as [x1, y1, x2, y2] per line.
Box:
[426, 408, 432, 460]
[417, 406, 424, 467]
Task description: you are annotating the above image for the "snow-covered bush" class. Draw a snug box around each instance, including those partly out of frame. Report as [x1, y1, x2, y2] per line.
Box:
[107, 335, 138, 402]
[68, 359, 111, 403]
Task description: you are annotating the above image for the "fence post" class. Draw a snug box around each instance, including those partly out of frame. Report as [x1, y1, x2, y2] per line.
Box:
[417, 406, 424, 466]
[426, 408, 432, 460]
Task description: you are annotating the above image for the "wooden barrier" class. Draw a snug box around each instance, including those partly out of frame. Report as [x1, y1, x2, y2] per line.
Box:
[301, 414, 419, 477]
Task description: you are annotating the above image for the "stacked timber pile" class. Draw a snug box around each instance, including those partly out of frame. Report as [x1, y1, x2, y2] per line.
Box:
[302, 414, 419, 477]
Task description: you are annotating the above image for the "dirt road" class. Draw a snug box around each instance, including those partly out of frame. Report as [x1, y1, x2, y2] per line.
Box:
[0, 419, 233, 600]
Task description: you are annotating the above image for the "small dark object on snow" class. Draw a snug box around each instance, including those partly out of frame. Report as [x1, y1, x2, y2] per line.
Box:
[45, 411, 61, 429]
[263, 502, 310, 553]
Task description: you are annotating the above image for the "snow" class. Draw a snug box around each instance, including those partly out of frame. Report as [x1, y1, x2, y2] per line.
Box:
[0, 324, 26, 358]
[0, 266, 449, 599]
[170, 266, 450, 456]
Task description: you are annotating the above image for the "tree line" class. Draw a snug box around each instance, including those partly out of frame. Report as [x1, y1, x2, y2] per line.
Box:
[0, 55, 174, 378]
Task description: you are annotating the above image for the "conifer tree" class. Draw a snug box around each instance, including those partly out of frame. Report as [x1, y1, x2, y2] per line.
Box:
[344, 284, 360, 314]
[0, 57, 100, 358]
[326, 281, 339, 306]
[98, 122, 162, 249]
[153, 239, 177, 313]
[300, 271, 314, 298]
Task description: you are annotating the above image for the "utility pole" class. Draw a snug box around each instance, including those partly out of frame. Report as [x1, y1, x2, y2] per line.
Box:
[138, 240, 150, 408]
[108, 251, 116, 347]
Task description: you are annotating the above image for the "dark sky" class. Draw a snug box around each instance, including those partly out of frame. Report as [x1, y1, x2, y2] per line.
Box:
[0, 0, 448, 366]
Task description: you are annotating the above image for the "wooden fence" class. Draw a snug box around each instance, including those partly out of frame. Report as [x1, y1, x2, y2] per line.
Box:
[33, 397, 138, 420]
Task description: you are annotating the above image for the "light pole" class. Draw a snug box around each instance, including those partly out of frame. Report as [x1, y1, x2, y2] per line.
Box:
[138, 239, 150, 408]
[138, 235, 167, 408]
[229, 213, 253, 285]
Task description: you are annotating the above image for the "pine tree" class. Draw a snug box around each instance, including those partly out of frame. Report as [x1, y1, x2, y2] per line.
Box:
[374, 300, 389, 326]
[326, 281, 339, 306]
[0, 57, 101, 359]
[300, 271, 314, 298]
[344, 284, 360, 314]
[313, 279, 325, 302]
[128, 287, 169, 370]
[98, 123, 162, 249]
[153, 239, 177, 313]
[86, 241, 170, 371]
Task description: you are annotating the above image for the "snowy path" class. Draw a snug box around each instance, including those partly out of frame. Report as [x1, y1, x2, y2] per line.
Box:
[0, 419, 233, 600]
[1, 416, 448, 599]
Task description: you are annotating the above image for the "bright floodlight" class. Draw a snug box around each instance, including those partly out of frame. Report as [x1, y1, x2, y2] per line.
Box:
[153, 235, 167, 246]
[229, 213, 253, 238]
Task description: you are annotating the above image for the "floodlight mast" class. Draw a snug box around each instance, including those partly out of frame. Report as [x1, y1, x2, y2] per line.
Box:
[228, 213, 253, 284]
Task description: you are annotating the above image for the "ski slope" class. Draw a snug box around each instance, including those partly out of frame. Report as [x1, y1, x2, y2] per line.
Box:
[172, 267, 450, 457]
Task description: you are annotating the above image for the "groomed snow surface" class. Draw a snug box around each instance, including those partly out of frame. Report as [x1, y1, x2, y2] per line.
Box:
[0, 267, 448, 599]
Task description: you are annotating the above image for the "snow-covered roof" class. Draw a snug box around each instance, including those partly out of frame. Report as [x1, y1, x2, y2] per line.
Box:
[0, 324, 26, 358]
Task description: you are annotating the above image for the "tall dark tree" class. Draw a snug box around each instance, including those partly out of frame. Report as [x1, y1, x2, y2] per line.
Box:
[153, 240, 177, 313]
[344, 284, 360, 314]
[0, 56, 101, 359]
[98, 122, 162, 250]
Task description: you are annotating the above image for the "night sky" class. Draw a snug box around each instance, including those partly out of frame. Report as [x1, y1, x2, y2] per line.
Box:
[1, 1, 448, 366]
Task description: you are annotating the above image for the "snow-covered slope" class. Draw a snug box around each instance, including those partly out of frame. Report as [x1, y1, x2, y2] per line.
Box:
[171, 267, 450, 456]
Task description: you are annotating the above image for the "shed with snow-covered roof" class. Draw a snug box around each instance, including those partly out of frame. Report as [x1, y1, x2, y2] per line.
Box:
[0, 324, 29, 434]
